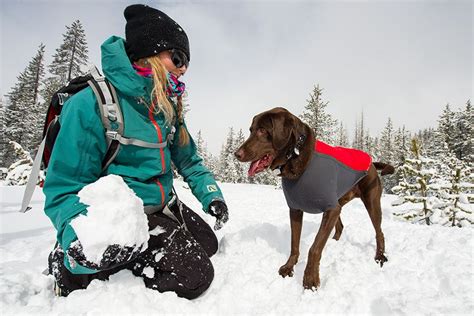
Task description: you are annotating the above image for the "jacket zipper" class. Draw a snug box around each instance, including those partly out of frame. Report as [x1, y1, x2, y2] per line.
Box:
[148, 105, 167, 206]
[154, 179, 166, 206]
[148, 106, 166, 173]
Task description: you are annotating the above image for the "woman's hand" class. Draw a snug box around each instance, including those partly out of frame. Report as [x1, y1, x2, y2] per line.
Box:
[208, 200, 229, 230]
[67, 240, 143, 271]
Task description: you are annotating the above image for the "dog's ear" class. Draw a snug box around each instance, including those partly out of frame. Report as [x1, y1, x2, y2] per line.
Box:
[293, 114, 312, 140]
[270, 112, 296, 151]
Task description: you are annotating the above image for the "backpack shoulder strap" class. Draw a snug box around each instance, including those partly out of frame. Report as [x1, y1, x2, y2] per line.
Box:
[87, 66, 171, 172]
[87, 66, 122, 172]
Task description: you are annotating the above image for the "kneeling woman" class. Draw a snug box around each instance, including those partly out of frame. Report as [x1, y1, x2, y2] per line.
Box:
[44, 4, 228, 299]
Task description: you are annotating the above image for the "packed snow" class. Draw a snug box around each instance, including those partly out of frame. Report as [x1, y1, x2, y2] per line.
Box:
[0, 180, 472, 315]
[71, 175, 150, 264]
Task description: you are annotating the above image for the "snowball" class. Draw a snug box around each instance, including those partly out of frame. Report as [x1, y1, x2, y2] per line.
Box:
[71, 175, 150, 264]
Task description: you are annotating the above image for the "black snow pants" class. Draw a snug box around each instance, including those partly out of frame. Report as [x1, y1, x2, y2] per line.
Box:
[48, 200, 218, 299]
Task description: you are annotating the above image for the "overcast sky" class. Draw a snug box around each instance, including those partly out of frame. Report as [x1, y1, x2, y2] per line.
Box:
[1, 0, 472, 154]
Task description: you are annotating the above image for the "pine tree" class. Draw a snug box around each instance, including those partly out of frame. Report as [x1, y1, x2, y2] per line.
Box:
[217, 128, 235, 182]
[3, 44, 46, 164]
[195, 130, 209, 164]
[375, 118, 397, 191]
[389, 126, 411, 193]
[335, 122, 349, 147]
[437, 152, 473, 227]
[233, 129, 247, 183]
[43, 20, 89, 103]
[391, 138, 440, 225]
[437, 103, 456, 153]
[0, 98, 7, 167]
[361, 131, 374, 156]
[352, 111, 365, 150]
[379, 117, 394, 164]
[300, 84, 337, 144]
[195, 130, 220, 179]
[3, 141, 35, 185]
[452, 100, 473, 163]
[393, 126, 411, 164]
[207, 154, 220, 181]
[371, 136, 381, 161]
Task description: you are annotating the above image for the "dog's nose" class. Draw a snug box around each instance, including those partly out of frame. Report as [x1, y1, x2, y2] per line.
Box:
[234, 149, 244, 161]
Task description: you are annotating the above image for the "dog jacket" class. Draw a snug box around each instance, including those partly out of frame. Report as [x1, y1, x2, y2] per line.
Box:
[282, 140, 372, 214]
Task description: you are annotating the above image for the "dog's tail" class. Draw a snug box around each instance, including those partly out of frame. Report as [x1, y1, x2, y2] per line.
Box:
[373, 162, 395, 176]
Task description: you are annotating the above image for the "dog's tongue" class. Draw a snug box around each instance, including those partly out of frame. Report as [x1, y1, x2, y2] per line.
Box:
[248, 159, 262, 177]
[248, 155, 272, 177]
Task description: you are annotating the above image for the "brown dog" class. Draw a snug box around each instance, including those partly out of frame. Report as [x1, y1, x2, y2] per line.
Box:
[234, 107, 394, 290]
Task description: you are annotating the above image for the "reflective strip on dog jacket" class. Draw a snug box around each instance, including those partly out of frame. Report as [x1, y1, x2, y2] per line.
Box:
[282, 140, 372, 214]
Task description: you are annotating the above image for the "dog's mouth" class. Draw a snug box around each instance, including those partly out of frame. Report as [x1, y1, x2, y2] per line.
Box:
[248, 154, 274, 177]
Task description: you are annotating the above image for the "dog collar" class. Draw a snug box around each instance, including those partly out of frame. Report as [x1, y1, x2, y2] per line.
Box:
[286, 134, 307, 160]
[273, 134, 307, 175]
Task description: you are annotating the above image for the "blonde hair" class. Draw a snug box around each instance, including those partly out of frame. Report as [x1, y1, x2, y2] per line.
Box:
[146, 55, 189, 146]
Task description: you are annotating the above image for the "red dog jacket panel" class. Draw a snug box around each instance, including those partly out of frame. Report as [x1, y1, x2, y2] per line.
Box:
[315, 140, 372, 171]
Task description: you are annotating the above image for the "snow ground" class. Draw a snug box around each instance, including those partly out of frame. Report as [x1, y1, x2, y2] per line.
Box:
[0, 181, 472, 315]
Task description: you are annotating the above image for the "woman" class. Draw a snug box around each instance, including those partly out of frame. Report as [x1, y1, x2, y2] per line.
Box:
[44, 4, 229, 299]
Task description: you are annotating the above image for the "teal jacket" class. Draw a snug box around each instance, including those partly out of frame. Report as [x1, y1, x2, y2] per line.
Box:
[43, 36, 225, 274]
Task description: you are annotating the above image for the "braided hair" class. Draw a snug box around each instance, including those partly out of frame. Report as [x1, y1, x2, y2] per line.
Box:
[146, 56, 190, 146]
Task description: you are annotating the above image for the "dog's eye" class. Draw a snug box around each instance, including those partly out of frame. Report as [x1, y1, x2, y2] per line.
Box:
[257, 128, 267, 136]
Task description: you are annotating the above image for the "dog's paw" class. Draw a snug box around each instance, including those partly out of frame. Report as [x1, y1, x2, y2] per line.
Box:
[375, 253, 388, 267]
[303, 272, 320, 290]
[278, 264, 295, 278]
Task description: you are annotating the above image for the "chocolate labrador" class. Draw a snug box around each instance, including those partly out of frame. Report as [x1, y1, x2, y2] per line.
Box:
[234, 107, 394, 290]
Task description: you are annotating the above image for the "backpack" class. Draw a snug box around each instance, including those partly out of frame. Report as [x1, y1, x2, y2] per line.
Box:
[20, 65, 175, 213]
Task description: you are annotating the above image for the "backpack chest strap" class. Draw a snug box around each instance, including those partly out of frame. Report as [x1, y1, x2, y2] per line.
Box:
[106, 130, 171, 149]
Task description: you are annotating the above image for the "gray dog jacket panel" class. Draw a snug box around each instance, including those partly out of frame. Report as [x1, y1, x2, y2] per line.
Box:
[282, 140, 372, 214]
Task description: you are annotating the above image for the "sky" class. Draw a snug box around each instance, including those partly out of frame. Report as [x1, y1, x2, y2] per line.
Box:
[1, 0, 472, 155]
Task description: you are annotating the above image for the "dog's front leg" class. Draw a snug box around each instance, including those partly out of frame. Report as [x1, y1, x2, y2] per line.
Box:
[303, 205, 341, 290]
[279, 208, 303, 278]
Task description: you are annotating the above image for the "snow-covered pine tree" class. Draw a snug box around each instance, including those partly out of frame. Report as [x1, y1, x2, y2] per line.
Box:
[352, 111, 365, 150]
[0, 98, 6, 168]
[363, 132, 378, 158]
[437, 103, 456, 153]
[195, 130, 220, 178]
[217, 128, 236, 183]
[416, 127, 437, 159]
[391, 138, 440, 225]
[436, 152, 473, 227]
[335, 121, 349, 147]
[393, 126, 411, 164]
[196, 130, 209, 164]
[452, 100, 473, 163]
[42, 20, 89, 103]
[2, 141, 43, 186]
[389, 126, 411, 193]
[370, 136, 381, 161]
[3, 44, 46, 165]
[300, 84, 337, 144]
[379, 117, 394, 164]
[233, 129, 247, 183]
[379, 117, 398, 191]
[207, 155, 220, 181]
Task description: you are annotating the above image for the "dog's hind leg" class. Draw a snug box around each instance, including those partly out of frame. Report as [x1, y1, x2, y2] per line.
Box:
[360, 176, 388, 267]
[279, 209, 303, 278]
[333, 216, 343, 241]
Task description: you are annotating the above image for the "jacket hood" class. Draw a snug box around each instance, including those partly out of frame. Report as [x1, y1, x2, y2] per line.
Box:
[101, 36, 153, 97]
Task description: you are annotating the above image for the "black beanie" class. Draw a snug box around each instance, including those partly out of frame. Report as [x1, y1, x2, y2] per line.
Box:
[124, 4, 190, 62]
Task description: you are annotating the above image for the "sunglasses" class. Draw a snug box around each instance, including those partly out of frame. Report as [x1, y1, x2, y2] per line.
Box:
[170, 49, 189, 69]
